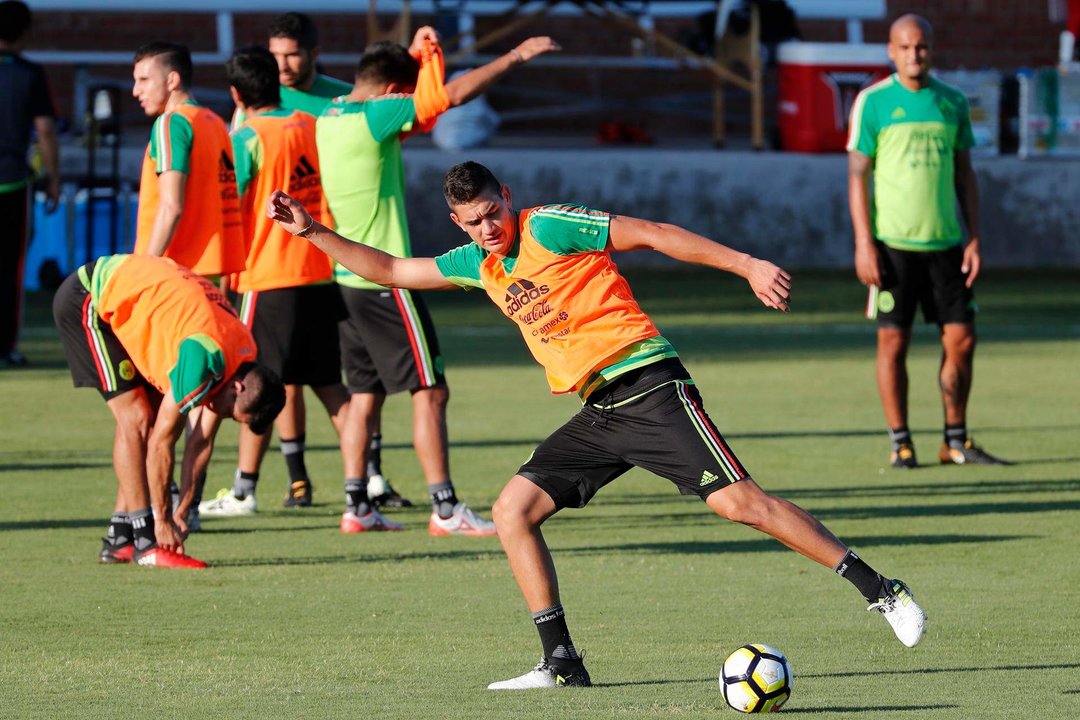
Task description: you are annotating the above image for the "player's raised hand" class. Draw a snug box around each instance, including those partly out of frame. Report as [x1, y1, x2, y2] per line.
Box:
[267, 190, 312, 235]
[746, 258, 792, 312]
[409, 25, 440, 56]
[513, 36, 561, 63]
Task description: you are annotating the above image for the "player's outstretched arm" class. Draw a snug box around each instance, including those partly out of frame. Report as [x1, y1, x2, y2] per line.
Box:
[444, 36, 561, 107]
[608, 214, 791, 312]
[267, 190, 454, 290]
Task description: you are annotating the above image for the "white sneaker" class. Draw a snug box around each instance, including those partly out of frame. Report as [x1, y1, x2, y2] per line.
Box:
[428, 501, 497, 536]
[488, 657, 592, 690]
[340, 509, 404, 533]
[198, 489, 257, 517]
[868, 579, 926, 647]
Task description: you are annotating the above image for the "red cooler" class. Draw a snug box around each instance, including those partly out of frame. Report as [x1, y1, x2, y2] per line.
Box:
[777, 42, 891, 153]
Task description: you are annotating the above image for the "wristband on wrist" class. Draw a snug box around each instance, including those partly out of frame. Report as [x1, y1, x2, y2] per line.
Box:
[294, 218, 316, 237]
[510, 49, 523, 64]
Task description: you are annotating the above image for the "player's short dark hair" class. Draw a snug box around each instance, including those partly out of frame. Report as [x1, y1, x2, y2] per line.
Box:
[355, 41, 419, 87]
[236, 364, 285, 435]
[443, 161, 503, 207]
[0, 1, 32, 43]
[226, 45, 280, 109]
[133, 41, 194, 90]
[269, 12, 319, 51]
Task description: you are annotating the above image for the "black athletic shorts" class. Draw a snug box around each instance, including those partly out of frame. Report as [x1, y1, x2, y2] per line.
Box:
[519, 359, 750, 510]
[338, 286, 446, 394]
[53, 262, 147, 400]
[872, 242, 976, 328]
[238, 283, 345, 386]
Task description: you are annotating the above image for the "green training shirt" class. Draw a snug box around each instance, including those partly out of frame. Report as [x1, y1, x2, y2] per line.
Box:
[231, 73, 352, 130]
[317, 94, 417, 290]
[847, 74, 975, 251]
[281, 74, 352, 116]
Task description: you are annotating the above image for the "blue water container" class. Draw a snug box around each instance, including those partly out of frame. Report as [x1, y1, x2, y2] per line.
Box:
[26, 186, 137, 290]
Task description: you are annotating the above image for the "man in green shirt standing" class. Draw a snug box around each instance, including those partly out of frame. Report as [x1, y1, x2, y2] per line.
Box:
[848, 13, 1007, 468]
[317, 30, 558, 534]
[226, 13, 390, 510]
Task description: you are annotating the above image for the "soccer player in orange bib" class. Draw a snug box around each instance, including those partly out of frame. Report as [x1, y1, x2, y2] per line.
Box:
[131, 41, 245, 277]
[197, 46, 358, 519]
[267, 161, 926, 687]
[53, 254, 284, 568]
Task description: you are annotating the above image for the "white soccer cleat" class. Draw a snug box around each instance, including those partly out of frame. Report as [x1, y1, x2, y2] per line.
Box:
[428, 501, 497, 536]
[198, 489, 257, 517]
[340, 509, 404, 533]
[487, 658, 591, 690]
[868, 579, 926, 647]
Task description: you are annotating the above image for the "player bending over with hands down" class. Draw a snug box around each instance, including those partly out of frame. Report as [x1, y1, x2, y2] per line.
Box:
[267, 161, 926, 688]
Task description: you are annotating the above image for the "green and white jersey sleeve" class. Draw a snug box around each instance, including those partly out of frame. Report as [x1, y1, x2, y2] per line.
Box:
[149, 105, 195, 175]
[527, 204, 610, 254]
[847, 75, 974, 251]
[434, 243, 486, 288]
[230, 124, 262, 198]
[169, 334, 226, 413]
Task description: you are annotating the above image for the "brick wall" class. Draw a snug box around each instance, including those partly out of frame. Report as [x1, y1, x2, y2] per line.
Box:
[25, 1, 1069, 144]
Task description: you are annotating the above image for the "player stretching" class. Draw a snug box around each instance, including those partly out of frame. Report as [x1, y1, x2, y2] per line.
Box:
[316, 29, 557, 534]
[54, 254, 284, 567]
[266, 161, 927, 688]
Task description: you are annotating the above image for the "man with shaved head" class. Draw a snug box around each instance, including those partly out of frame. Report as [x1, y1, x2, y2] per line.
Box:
[847, 14, 1008, 469]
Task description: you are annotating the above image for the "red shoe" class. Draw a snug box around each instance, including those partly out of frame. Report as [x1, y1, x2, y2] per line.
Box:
[134, 546, 208, 569]
[99, 539, 134, 564]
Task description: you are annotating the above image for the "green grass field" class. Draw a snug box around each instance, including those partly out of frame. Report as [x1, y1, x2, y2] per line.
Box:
[2, 269, 1078, 719]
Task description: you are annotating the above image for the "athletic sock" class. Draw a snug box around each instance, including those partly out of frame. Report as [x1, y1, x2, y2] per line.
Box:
[107, 512, 132, 547]
[232, 469, 259, 499]
[366, 433, 383, 477]
[428, 481, 458, 519]
[129, 508, 156, 552]
[168, 480, 180, 511]
[533, 604, 581, 667]
[345, 478, 370, 516]
[888, 427, 912, 450]
[280, 435, 309, 484]
[834, 549, 888, 603]
[192, 471, 207, 508]
[944, 423, 967, 449]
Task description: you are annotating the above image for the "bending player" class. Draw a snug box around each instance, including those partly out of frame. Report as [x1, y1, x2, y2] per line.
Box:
[53, 254, 284, 567]
[266, 161, 927, 688]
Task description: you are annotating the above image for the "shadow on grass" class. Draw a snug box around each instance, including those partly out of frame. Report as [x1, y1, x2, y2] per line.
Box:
[211, 547, 506, 568]
[784, 704, 959, 714]
[778, 477, 1080, 500]
[801, 662, 1080, 679]
[0, 518, 106, 531]
[553, 534, 1032, 557]
[299, 425, 1080, 456]
[0, 461, 112, 472]
[205, 532, 1024, 568]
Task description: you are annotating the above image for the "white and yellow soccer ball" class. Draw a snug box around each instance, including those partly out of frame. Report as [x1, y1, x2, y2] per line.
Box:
[719, 643, 793, 713]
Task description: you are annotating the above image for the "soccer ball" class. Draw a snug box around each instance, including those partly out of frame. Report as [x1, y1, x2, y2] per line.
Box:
[719, 643, 793, 713]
